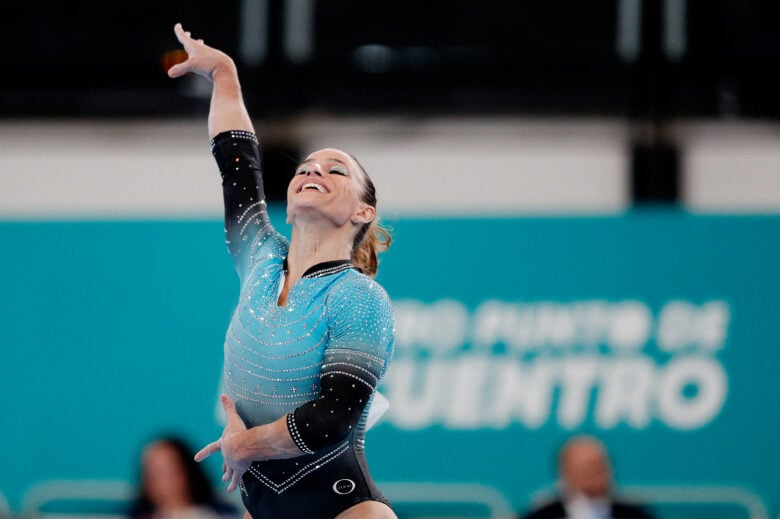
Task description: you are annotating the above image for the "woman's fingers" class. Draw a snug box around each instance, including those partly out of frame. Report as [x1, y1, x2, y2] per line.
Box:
[227, 471, 242, 494]
[194, 439, 222, 462]
[168, 24, 193, 77]
[173, 23, 191, 45]
[221, 394, 236, 412]
[169, 24, 221, 80]
[221, 394, 246, 429]
[167, 61, 188, 78]
[174, 23, 203, 51]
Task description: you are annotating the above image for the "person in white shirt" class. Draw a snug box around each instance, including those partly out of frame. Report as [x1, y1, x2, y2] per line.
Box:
[520, 435, 653, 519]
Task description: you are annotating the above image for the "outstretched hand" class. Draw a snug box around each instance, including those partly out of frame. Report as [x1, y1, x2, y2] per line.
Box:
[167, 23, 234, 81]
[195, 394, 252, 493]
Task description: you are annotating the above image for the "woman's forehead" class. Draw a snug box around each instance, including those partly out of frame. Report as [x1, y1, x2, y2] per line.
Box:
[304, 148, 353, 165]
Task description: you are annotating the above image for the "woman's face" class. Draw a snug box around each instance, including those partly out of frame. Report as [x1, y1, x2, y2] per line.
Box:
[142, 442, 190, 508]
[286, 148, 373, 228]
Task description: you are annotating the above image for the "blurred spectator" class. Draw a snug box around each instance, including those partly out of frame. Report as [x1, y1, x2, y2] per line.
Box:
[128, 436, 239, 519]
[520, 435, 653, 519]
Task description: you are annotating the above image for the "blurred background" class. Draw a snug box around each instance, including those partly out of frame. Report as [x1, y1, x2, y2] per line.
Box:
[1, 1, 779, 518]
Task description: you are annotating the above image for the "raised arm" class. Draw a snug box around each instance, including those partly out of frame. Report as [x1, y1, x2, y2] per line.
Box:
[167, 23, 253, 138]
[168, 24, 276, 277]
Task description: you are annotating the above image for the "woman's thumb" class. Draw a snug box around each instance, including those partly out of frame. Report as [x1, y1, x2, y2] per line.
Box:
[167, 63, 186, 78]
[221, 394, 237, 413]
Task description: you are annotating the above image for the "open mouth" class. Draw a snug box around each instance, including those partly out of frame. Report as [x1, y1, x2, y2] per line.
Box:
[300, 182, 328, 193]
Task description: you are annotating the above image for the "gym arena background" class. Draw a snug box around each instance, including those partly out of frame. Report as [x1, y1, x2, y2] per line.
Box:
[1, 1, 779, 518]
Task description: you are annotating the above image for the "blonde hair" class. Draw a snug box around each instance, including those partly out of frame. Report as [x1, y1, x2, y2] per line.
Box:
[349, 155, 391, 277]
[352, 220, 392, 278]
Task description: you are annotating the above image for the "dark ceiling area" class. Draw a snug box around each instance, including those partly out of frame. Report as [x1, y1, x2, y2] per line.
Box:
[2, 0, 779, 119]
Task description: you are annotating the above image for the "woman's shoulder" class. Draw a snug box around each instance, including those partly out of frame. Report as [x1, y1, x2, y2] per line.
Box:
[333, 268, 391, 298]
[246, 230, 288, 265]
[325, 269, 393, 315]
[325, 270, 395, 346]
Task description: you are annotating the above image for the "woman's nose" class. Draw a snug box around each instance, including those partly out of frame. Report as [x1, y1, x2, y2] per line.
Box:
[305, 164, 323, 176]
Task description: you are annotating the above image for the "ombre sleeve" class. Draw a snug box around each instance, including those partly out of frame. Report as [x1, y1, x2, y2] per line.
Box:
[210, 130, 278, 279]
[323, 276, 395, 382]
[285, 275, 395, 453]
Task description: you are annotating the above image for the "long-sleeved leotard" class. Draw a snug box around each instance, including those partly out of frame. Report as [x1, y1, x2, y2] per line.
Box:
[210, 130, 395, 518]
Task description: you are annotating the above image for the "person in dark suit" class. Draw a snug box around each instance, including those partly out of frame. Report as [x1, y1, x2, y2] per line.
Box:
[520, 435, 653, 519]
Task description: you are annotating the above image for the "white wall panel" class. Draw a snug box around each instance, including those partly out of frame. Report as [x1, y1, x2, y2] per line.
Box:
[680, 121, 780, 213]
[301, 116, 629, 217]
[0, 120, 220, 220]
[11, 117, 780, 219]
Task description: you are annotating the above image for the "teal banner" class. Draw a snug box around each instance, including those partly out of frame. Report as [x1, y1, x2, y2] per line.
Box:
[1, 210, 778, 518]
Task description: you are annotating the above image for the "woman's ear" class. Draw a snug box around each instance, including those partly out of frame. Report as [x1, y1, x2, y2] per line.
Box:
[351, 204, 376, 225]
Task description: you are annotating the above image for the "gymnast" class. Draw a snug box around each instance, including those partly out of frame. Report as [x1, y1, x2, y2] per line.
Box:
[168, 23, 397, 519]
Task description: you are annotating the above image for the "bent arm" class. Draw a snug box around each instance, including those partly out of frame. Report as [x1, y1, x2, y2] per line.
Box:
[222, 280, 395, 462]
[287, 277, 395, 453]
[287, 367, 375, 453]
[225, 414, 301, 461]
[227, 369, 375, 463]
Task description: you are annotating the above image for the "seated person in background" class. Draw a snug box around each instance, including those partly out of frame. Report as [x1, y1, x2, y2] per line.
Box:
[520, 435, 653, 519]
[128, 436, 238, 519]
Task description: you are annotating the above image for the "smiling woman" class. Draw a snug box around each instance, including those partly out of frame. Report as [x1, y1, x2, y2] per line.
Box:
[288, 149, 391, 280]
[287, 149, 372, 231]
[167, 23, 397, 519]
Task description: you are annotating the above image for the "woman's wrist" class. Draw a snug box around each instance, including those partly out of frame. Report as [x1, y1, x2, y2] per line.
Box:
[210, 57, 238, 83]
[232, 427, 261, 463]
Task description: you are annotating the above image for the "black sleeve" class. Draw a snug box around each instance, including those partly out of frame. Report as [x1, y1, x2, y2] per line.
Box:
[210, 130, 273, 275]
[286, 364, 376, 454]
[286, 277, 395, 454]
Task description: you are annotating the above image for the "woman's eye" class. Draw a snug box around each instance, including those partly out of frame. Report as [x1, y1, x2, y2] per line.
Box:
[295, 169, 307, 175]
[329, 169, 347, 176]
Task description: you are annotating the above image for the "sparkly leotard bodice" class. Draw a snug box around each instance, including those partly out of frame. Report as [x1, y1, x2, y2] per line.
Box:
[223, 231, 395, 430]
[211, 131, 395, 516]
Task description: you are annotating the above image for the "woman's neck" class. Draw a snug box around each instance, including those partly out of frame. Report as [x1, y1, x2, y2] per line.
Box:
[277, 225, 352, 307]
[285, 223, 353, 283]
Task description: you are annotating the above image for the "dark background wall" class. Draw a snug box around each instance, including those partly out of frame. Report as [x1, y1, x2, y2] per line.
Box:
[3, 1, 779, 119]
